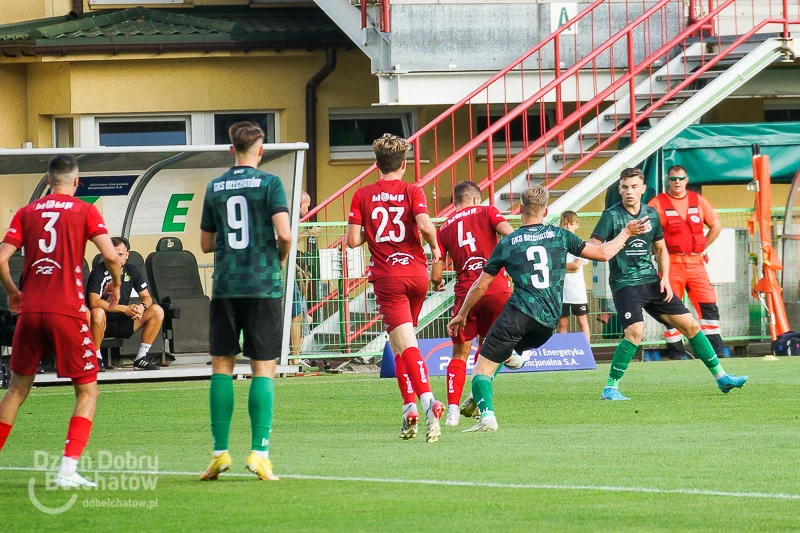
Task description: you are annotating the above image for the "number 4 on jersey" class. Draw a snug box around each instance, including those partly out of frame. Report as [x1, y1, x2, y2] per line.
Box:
[457, 221, 476, 252]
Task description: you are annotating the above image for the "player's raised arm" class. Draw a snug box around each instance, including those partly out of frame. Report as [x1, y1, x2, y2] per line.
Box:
[581, 218, 646, 261]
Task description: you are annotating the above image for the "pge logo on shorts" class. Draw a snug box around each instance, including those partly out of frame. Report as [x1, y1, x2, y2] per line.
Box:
[625, 312, 632, 319]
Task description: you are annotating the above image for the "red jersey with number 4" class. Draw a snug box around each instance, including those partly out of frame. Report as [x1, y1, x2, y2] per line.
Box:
[349, 179, 429, 281]
[437, 205, 511, 298]
[3, 194, 108, 318]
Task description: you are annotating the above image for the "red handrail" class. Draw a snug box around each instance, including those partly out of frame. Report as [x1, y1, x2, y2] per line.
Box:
[305, 0, 618, 222]
[505, 18, 796, 213]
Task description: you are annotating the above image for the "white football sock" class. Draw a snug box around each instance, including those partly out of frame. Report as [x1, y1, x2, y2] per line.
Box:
[135, 343, 152, 361]
[402, 402, 418, 416]
[96, 350, 102, 361]
[213, 450, 228, 458]
[419, 392, 434, 413]
[58, 456, 78, 478]
[253, 450, 269, 459]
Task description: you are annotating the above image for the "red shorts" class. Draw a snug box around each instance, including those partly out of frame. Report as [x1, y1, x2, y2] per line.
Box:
[372, 276, 429, 333]
[10, 313, 99, 383]
[451, 291, 511, 344]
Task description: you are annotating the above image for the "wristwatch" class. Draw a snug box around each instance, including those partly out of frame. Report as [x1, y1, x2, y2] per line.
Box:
[141, 302, 148, 310]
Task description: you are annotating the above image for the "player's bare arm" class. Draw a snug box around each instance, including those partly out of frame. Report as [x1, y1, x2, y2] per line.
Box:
[430, 258, 446, 291]
[653, 238, 674, 301]
[447, 271, 495, 336]
[200, 229, 216, 254]
[705, 217, 722, 248]
[415, 213, 441, 263]
[582, 219, 646, 261]
[495, 220, 514, 237]
[272, 211, 292, 269]
[0, 242, 21, 313]
[346, 223, 366, 249]
[92, 233, 123, 308]
[566, 258, 583, 272]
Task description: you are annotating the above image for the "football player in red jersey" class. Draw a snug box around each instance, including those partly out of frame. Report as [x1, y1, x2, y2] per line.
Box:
[431, 181, 515, 426]
[347, 134, 446, 443]
[0, 155, 122, 488]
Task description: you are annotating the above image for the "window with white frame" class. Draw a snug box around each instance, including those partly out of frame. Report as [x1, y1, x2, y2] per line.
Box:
[329, 110, 415, 160]
[53, 117, 75, 148]
[76, 112, 279, 148]
[96, 116, 191, 147]
[764, 99, 800, 122]
[475, 106, 555, 157]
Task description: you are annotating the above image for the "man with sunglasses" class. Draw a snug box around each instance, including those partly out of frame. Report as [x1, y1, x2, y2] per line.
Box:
[648, 165, 725, 360]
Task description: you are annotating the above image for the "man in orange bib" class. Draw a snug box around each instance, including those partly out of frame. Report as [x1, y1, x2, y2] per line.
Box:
[648, 165, 725, 359]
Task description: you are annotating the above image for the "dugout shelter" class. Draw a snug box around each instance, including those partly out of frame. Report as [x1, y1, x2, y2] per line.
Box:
[0, 144, 307, 383]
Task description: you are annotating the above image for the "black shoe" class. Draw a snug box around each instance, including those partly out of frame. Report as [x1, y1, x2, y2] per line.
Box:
[98, 360, 106, 373]
[133, 357, 160, 371]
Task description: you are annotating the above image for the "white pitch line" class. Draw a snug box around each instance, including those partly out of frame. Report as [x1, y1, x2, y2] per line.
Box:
[1, 467, 798, 501]
[24, 377, 381, 398]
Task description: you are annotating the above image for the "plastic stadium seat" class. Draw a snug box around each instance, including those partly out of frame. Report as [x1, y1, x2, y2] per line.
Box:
[145, 237, 209, 354]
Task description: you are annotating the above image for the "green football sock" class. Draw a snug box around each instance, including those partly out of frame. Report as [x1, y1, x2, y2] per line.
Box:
[606, 339, 637, 388]
[688, 332, 725, 377]
[472, 374, 495, 419]
[249, 377, 274, 452]
[210, 374, 234, 451]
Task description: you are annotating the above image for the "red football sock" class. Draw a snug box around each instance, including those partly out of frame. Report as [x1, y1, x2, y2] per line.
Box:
[401, 347, 432, 397]
[394, 354, 417, 405]
[446, 358, 467, 406]
[0, 422, 12, 452]
[63, 416, 93, 460]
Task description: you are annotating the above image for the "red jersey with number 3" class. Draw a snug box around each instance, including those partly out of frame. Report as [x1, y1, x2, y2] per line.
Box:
[349, 180, 429, 281]
[2, 194, 108, 318]
[437, 205, 511, 298]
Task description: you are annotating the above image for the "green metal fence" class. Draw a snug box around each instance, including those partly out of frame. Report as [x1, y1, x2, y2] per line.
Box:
[198, 208, 783, 358]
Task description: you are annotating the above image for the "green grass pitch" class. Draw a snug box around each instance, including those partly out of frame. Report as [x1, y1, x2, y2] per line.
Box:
[1, 358, 798, 532]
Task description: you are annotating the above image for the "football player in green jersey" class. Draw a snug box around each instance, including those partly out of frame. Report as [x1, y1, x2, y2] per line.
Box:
[591, 168, 747, 401]
[199, 122, 293, 481]
[447, 185, 645, 432]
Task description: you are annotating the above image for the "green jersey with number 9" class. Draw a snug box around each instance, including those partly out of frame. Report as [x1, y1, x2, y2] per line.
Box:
[200, 166, 288, 299]
[483, 224, 586, 329]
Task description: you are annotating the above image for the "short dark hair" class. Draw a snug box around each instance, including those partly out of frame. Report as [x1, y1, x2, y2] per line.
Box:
[453, 181, 481, 206]
[111, 237, 130, 251]
[667, 165, 687, 176]
[373, 134, 409, 174]
[47, 154, 78, 186]
[619, 168, 644, 182]
[228, 121, 265, 153]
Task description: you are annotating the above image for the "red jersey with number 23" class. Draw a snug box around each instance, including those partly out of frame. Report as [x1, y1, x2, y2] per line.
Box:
[3, 194, 108, 318]
[437, 205, 511, 298]
[349, 180, 429, 281]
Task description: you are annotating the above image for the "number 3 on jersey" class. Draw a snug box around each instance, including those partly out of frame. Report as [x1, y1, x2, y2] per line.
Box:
[226, 196, 250, 249]
[39, 212, 60, 253]
[372, 206, 406, 243]
[526, 245, 550, 289]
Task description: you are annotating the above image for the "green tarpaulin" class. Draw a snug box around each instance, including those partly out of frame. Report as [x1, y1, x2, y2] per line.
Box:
[605, 122, 800, 207]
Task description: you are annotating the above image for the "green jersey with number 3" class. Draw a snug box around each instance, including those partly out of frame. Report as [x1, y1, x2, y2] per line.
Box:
[200, 166, 288, 299]
[483, 224, 586, 329]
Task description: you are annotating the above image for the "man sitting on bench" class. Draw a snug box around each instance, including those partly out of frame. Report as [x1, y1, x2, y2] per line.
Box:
[88, 237, 164, 371]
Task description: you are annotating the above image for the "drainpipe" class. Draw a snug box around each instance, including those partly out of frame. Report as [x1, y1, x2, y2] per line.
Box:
[305, 47, 337, 209]
[70, 0, 83, 17]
